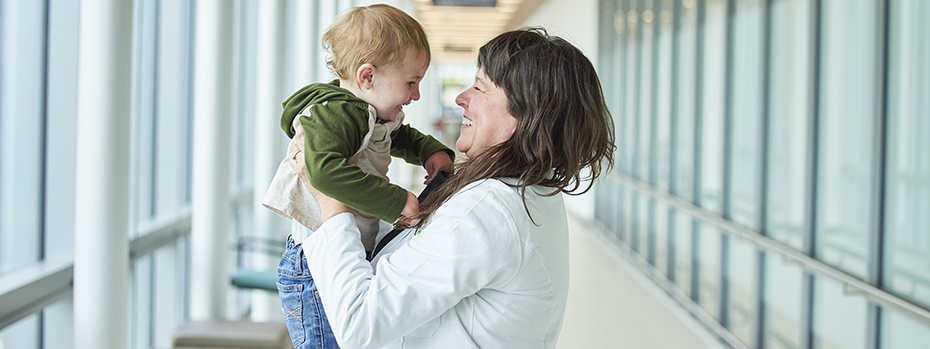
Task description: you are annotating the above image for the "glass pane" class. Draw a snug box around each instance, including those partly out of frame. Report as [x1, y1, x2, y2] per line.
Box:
[641, 194, 651, 257]
[767, 0, 811, 251]
[152, 245, 181, 348]
[155, 0, 193, 216]
[610, 180, 622, 238]
[727, 237, 757, 346]
[595, 183, 610, 228]
[622, 185, 634, 243]
[631, 192, 644, 252]
[698, 224, 721, 319]
[674, 0, 697, 202]
[699, 0, 726, 215]
[0, 313, 40, 349]
[595, 179, 620, 240]
[610, 181, 625, 241]
[599, 0, 616, 102]
[729, 0, 764, 229]
[645, 198, 655, 263]
[814, 0, 876, 279]
[637, 0, 654, 183]
[880, 308, 930, 349]
[655, 0, 673, 191]
[653, 201, 669, 275]
[132, 0, 158, 228]
[132, 255, 153, 349]
[811, 276, 867, 349]
[42, 296, 75, 348]
[622, 1, 639, 176]
[232, 0, 257, 191]
[613, 1, 626, 168]
[0, 0, 47, 275]
[883, 0, 930, 309]
[763, 253, 803, 349]
[672, 210, 693, 294]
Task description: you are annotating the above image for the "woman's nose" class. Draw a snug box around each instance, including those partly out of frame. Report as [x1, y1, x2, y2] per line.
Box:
[455, 89, 468, 107]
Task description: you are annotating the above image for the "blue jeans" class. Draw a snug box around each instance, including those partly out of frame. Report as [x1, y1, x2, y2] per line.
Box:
[278, 234, 340, 349]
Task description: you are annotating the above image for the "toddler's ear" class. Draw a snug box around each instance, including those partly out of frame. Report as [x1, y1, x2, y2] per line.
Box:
[356, 63, 375, 90]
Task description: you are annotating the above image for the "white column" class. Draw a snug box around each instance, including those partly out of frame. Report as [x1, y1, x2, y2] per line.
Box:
[190, 0, 234, 320]
[252, 0, 287, 321]
[73, 0, 132, 348]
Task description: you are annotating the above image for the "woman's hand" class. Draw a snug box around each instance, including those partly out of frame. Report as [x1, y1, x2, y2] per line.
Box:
[287, 124, 353, 220]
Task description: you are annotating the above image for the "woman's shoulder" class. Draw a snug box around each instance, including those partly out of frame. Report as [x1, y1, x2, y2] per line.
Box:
[453, 178, 518, 204]
[448, 178, 563, 222]
[457, 177, 559, 200]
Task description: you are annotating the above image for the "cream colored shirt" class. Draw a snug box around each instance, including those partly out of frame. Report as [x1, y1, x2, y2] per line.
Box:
[265, 105, 402, 250]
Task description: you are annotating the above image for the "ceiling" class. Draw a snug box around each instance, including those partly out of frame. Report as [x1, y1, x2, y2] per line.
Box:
[414, 0, 547, 63]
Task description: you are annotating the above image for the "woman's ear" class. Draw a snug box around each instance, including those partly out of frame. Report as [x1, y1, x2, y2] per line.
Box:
[356, 63, 376, 90]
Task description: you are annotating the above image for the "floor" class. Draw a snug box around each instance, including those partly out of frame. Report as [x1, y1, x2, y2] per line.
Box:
[556, 214, 725, 349]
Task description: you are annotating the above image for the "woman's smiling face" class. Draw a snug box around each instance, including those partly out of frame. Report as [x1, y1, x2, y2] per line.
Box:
[455, 67, 518, 158]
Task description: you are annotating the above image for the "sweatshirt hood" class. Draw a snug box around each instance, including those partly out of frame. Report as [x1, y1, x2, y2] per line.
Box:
[280, 80, 367, 138]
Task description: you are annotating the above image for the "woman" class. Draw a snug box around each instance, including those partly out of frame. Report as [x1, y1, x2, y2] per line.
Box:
[288, 28, 615, 348]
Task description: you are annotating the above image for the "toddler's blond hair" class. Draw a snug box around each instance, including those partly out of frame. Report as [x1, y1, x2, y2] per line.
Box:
[322, 4, 431, 81]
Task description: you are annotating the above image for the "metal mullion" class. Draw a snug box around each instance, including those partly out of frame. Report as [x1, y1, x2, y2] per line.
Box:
[152, 0, 163, 222]
[755, 0, 774, 347]
[719, 0, 736, 330]
[616, 0, 627, 243]
[668, 0, 682, 280]
[632, 0, 643, 183]
[599, 0, 616, 114]
[866, 0, 891, 347]
[630, 0, 644, 253]
[691, 0, 706, 303]
[183, 0, 195, 204]
[647, 0, 661, 267]
[800, 0, 823, 347]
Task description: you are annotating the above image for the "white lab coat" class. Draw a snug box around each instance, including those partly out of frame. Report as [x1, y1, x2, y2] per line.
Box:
[301, 178, 570, 348]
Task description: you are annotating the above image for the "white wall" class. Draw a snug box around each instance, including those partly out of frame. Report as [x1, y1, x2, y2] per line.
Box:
[520, 0, 600, 221]
[521, 0, 599, 67]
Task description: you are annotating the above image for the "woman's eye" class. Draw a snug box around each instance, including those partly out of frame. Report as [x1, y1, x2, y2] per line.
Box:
[473, 86, 481, 91]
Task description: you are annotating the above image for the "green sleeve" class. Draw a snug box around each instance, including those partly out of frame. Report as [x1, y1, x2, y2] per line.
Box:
[300, 103, 408, 222]
[389, 124, 455, 166]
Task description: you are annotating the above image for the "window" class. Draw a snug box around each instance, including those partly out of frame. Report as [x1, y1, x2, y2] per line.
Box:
[883, 0, 930, 310]
[814, 0, 876, 279]
[595, 0, 930, 347]
[0, 0, 46, 276]
[766, 0, 811, 252]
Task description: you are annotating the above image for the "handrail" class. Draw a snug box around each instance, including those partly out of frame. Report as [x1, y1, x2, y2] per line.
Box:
[0, 262, 73, 330]
[131, 208, 193, 261]
[608, 172, 930, 326]
[0, 188, 254, 331]
[129, 187, 252, 261]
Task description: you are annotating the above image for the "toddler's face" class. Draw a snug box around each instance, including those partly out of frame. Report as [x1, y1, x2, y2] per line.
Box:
[365, 47, 428, 122]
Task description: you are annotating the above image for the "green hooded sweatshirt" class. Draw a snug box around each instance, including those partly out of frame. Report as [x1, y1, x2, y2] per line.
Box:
[280, 80, 453, 222]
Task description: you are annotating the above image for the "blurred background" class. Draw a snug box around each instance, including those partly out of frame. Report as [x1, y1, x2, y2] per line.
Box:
[1, 0, 928, 348]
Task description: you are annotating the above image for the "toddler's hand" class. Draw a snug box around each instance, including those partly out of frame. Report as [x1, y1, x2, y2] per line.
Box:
[423, 151, 453, 184]
[398, 191, 420, 225]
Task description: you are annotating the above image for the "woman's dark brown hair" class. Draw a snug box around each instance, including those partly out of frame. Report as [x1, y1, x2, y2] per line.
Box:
[413, 27, 615, 225]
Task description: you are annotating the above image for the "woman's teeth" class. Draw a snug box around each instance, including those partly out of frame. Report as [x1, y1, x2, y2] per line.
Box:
[462, 118, 473, 126]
